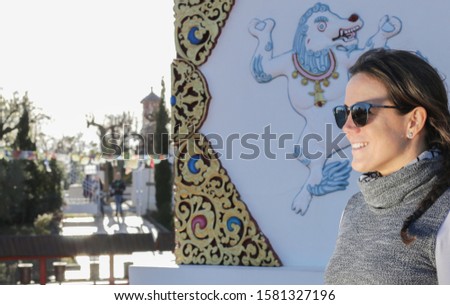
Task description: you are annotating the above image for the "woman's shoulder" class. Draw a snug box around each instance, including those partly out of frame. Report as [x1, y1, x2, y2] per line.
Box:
[441, 187, 450, 196]
[348, 191, 364, 204]
[434, 187, 450, 206]
[341, 192, 365, 215]
[432, 187, 450, 216]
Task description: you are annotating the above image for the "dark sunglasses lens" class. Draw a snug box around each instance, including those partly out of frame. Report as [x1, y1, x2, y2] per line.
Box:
[333, 106, 348, 129]
[351, 103, 370, 127]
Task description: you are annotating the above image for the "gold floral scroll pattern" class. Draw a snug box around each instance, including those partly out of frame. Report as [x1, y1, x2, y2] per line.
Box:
[174, 0, 235, 66]
[174, 134, 281, 266]
[171, 59, 211, 142]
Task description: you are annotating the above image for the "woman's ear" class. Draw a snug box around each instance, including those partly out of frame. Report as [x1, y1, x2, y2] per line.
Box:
[407, 106, 427, 134]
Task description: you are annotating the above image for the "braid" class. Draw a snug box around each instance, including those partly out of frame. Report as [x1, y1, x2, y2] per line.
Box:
[400, 146, 450, 245]
[401, 95, 450, 245]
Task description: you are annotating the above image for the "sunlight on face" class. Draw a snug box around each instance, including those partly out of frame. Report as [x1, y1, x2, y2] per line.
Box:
[342, 73, 415, 175]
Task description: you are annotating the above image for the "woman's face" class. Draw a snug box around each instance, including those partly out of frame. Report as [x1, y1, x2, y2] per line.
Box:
[343, 73, 416, 176]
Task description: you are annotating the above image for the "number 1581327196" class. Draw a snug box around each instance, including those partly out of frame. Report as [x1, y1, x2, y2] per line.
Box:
[256, 289, 336, 301]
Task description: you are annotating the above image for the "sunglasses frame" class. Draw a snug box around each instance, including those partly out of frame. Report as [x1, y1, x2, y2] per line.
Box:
[333, 100, 399, 129]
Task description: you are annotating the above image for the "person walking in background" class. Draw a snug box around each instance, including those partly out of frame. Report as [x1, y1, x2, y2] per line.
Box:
[93, 175, 106, 216]
[325, 48, 450, 284]
[82, 175, 93, 201]
[110, 172, 126, 217]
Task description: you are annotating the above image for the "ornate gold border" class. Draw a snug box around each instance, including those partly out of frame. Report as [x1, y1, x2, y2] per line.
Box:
[174, 0, 235, 65]
[172, 0, 281, 266]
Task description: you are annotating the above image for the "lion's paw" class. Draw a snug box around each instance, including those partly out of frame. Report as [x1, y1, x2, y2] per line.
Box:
[291, 189, 313, 216]
[248, 18, 276, 37]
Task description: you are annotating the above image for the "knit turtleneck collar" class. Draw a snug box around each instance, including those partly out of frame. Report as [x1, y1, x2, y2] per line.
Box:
[358, 158, 442, 210]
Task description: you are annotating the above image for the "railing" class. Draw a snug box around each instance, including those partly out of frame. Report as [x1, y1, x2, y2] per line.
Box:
[0, 233, 175, 285]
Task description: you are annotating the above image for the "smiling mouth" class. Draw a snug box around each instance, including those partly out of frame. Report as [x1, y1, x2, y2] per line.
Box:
[352, 142, 368, 150]
[332, 25, 361, 42]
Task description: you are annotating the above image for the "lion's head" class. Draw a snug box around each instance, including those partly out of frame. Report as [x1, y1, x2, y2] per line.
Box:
[293, 3, 363, 74]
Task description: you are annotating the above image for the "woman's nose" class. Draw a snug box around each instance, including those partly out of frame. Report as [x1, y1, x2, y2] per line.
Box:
[342, 113, 358, 133]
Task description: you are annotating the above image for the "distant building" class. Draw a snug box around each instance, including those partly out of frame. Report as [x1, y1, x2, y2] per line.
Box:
[140, 88, 160, 156]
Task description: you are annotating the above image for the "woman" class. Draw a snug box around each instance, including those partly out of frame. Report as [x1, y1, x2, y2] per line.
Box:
[325, 48, 450, 284]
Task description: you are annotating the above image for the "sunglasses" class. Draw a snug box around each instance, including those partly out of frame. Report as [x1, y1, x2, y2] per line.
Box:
[333, 100, 399, 129]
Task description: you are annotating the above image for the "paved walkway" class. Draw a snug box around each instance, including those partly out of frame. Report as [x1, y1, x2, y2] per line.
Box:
[57, 184, 176, 284]
[62, 184, 156, 235]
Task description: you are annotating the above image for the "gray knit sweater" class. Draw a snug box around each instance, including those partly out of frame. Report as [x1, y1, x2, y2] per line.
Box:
[325, 159, 450, 284]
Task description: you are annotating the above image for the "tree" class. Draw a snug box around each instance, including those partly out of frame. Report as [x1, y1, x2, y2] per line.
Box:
[0, 157, 65, 231]
[0, 91, 64, 234]
[0, 159, 26, 227]
[0, 92, 24, 145]
[153, 78, 173, 230]
[154, 82, 170, 156]
[0, 92, 48, 147]
[13, 100, 36, 151]
[86, 111, 137, 187]
[86, 111, 136, 159]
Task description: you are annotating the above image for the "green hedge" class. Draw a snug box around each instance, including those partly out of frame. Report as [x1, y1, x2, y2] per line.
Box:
[0, 158, 65, 234]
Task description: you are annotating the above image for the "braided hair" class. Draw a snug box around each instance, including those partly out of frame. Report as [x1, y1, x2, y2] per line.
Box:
[349, 48, 450, 245]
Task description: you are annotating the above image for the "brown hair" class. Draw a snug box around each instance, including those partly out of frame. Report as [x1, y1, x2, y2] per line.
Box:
[349, 48, 450, 244]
